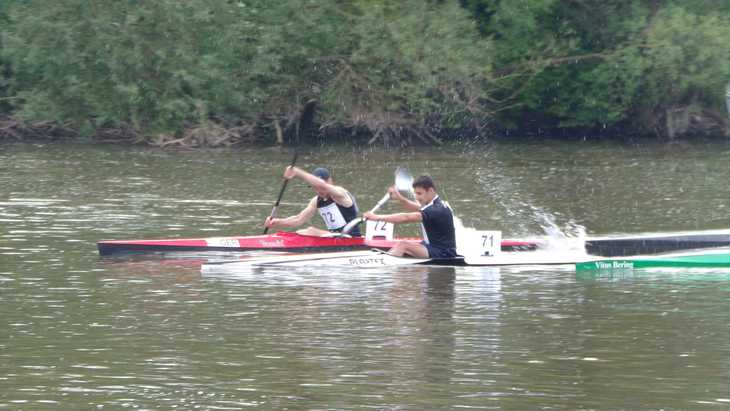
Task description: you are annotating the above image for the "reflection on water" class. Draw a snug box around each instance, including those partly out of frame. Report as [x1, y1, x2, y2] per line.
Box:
[3, 141, 730, 408]
[576, 266, 730, 282]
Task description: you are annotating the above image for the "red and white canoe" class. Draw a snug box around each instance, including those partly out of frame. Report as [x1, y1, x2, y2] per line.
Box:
[97, 231, 540, 256]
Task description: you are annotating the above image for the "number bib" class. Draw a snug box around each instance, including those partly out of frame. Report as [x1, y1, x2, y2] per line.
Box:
[317, 202, 347, 230]
[365, 219, 395, 241]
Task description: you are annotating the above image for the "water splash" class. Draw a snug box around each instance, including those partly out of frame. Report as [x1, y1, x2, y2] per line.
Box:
[466, 153, 588, 250]
[452, 206, 588, 258]
[529, 206, 587, 254]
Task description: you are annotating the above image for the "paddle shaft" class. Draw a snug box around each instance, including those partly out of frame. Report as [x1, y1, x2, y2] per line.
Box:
[369, 192, 391, 213]
[341, 167, 414, 235]
[341, 193, 391, 234]
[263, 151, 298, 234]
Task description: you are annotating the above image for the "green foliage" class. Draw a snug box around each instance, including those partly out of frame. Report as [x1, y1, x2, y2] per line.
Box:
[3, 0, 492, 138]
[0, 1, 11, 114]
[640, 5, 730, 112]
[3, 0, 280, 132]
[460, 0, 730, 133]
[318, 1, 493, 130]
[464, 0, 654, 129]
[1, 0, 728, 141]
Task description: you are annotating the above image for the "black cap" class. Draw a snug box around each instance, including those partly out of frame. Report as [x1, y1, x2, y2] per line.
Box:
[312, 167, 330, 181]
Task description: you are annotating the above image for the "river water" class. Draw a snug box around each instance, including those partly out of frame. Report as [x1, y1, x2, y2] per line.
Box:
[2, 140, 730, 409]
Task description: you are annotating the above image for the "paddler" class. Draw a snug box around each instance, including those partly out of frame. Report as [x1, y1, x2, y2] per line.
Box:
[364, 175, 456, 258]
[264, 166, 361, 237]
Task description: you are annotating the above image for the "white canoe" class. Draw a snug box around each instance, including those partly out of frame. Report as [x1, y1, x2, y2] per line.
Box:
[200, 249, 594, 273]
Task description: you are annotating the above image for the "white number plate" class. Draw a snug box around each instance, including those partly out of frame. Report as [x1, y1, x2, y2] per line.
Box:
[478, 230, 501, 257]
[458, 230, 501, 257]
[365, 219, 394, 241]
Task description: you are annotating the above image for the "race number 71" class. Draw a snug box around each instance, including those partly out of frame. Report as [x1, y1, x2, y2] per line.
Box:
[476, 230, 501, 257]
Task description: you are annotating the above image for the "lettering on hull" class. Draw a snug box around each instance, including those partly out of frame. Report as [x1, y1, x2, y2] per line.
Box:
[593, 260, 634, 269]
[348, 257, 386, 266]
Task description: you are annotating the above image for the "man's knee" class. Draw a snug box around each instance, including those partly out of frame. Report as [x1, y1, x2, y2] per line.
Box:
[406, 243, 429, 258]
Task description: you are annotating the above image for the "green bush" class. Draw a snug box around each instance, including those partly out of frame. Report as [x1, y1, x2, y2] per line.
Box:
[462, 0, 730, 134]
[2, 0, 728, 142]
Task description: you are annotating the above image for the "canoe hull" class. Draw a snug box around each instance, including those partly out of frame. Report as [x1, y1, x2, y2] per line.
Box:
[577, 248, 730, 270]
[99, 229, 730, 259]
[98, 231, 539, 256]
[585, 230, 730, 257]
[200, 250, 593, 272]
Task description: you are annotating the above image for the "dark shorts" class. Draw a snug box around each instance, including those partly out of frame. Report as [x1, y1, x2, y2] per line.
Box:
[422, 241, 457, 259]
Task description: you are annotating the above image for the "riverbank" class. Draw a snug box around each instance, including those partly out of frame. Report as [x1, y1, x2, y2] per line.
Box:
[2, 109, 729, 148]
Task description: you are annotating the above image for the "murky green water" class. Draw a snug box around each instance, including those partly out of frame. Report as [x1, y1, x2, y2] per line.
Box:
[2, 140, 730, 409]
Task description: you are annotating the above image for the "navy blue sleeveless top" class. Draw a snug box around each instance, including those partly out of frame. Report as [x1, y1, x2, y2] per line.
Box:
[316, 192, 361, 236]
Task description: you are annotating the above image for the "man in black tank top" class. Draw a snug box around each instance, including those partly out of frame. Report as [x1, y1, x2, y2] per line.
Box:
[364, 175, 456, 258]
[264, 166, 361, 236]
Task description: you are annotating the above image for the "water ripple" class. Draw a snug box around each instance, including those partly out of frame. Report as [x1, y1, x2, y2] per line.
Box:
[2, 142, 730, 409]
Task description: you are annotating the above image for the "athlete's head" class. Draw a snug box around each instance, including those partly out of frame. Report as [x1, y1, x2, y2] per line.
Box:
[412, 175, 437, 206]
[312, 167, 330, 181]
[312, 167, 332, 197]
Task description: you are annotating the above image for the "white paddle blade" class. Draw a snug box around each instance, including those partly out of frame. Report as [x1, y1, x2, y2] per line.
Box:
[342, 168, 411, 235]
[395, 167, 414, 198]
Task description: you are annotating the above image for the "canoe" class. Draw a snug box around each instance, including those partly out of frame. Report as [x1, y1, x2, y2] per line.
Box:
[203, 246, 730, 273]
[584, 229, 730, 257]
[98, 231, 540, 256]
[200, 249, 593, 272]
[576, 248, 730, 271]
[99, 229, 730, 258]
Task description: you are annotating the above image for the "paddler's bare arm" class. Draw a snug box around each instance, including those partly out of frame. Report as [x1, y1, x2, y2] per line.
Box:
[363, 211, 422, 224]
[265, 197, 318, 228]
[285, 166, 352, 207]
[388, 186, 420, 212]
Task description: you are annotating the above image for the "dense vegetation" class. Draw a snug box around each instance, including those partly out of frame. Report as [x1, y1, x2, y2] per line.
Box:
[1, 0, 729, 146]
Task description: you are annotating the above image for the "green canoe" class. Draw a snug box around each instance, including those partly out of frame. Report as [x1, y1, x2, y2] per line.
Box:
[576, 250, 730, 271]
